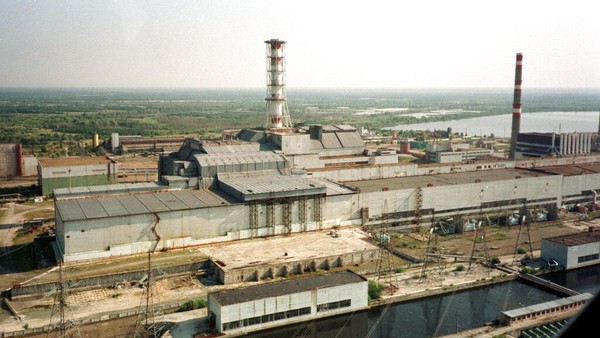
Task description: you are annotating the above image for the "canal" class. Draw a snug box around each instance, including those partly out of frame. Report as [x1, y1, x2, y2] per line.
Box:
[245, 265, 600, 338]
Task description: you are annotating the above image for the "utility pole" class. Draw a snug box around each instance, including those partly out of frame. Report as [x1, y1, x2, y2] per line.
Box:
[134, 252, 164, 338]
[375, 200, 399, 295]
[47, 260, 81, 338]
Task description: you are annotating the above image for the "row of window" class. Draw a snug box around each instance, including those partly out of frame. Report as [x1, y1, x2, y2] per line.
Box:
[317, 299, 351, 312]
[578, 253, 599, 263]
[222, 306, 311, 331]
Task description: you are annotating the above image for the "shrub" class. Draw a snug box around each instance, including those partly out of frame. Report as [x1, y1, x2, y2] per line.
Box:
[454, 264, 465, 272]
[368, 280, 384, 300]
[179, 298, 207, 312]
[516, 247, 527, 254]
[490, 257, 501, 265]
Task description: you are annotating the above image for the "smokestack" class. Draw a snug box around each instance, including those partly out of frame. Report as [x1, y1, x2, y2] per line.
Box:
[264, 38, 292, 130]
[509, 53, 523, 160]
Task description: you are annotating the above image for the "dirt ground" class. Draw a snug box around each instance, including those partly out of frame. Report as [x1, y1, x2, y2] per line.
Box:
[1, 200, 598, 337]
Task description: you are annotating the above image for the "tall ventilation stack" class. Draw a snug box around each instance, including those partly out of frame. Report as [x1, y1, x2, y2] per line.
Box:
[509, 53, 523, 160]
[264, 39, 292, 130]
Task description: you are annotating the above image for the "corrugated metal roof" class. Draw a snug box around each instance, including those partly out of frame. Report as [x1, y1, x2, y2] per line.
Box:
[155, 192, 188, 210]
[333, 124, 357, 131]
[78, 199, 108, 219]
[194, 152, 287, 168]
[173, 190, 207, 208]
[218, 172, 325, 195]
[210, 270, 366, 306]
[55, 182, 167, 200]
[57, 189, 231, 222]
[321, 133, 342, 148]
[116, 195, 150, 214]
[336, 131, 364, 148]
[310, 139, 324, 149]
[57, 200, 87, 221]
[543, 231, 600, 247]
[502, 293, 593, 319]
[217, 171, 327, 201]
[38, 157, 113, 167]
[322, 125, 339, 132]
[97, 198, 130, 217]
[135, 194, 170, 213]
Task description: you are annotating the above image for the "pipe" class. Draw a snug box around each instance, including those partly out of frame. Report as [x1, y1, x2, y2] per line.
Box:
[509, 53, 523, 160]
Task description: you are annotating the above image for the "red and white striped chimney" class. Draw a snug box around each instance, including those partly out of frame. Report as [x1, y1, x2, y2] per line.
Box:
[509, 53, 523, 160]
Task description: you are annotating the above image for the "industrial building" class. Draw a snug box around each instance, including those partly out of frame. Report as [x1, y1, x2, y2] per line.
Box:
[38, 157, 117, 196]
[499, 292, 593, 325]
[516, 132, 596, 157]
[108, 132, 185, 154]
[207, 270, 368, 335]
[50, 42, 600, 264]
[0, 143, 23, 179]
[541, 229, 600, 270]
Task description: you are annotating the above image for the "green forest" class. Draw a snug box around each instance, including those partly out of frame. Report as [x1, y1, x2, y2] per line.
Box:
[1, 88, 598, 157]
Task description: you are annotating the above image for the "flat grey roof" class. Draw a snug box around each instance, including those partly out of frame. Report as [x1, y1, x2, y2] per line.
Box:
[542, 231, 600, 247]
[54, 182, 165, 199]
[57, 189, 230, 222]
[217, 172, 327, 202]
[209, 270, 366, 306]
[343, 168, 552, 193]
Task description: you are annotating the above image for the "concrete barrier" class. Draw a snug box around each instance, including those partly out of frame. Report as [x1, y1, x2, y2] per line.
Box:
[10, 260, 208, 300]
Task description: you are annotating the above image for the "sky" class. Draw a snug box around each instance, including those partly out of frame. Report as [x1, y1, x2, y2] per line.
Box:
[1, 0, 599, 89]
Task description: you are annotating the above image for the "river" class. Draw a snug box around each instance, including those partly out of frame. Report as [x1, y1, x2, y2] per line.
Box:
[246, 265, 600, 338]
[384, 111, 600, 137]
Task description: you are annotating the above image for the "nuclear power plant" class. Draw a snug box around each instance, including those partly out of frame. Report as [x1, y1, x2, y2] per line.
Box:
[50, 42, 600, 269]
[0, 39, 595, 337]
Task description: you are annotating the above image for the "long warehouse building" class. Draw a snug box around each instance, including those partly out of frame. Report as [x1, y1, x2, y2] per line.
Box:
[54, 154, 600, 262]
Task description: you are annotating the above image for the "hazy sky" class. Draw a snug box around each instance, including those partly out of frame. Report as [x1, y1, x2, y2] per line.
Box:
[1, 0, 599, 89]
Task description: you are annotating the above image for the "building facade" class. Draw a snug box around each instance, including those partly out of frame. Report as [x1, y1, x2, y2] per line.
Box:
[207, 270, 368, 335]
[38, 157, 117, 196]
[541, 230, 600, 270]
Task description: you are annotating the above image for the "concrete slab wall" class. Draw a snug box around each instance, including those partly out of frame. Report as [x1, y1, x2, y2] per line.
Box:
[214, 249, 378, 285]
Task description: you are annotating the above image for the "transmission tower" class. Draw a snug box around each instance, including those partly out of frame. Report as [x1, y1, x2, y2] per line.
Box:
[375, 200, 399, 295]
[421, 211, 446, 285]
[134, 252, 165, 338]
[512, 211, 534, 265]
[467, 211, 490, 272]
[46, 260, 81, 338]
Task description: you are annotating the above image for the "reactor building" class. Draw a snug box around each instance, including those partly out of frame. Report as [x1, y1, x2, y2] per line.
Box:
[52, 42, 600, 263]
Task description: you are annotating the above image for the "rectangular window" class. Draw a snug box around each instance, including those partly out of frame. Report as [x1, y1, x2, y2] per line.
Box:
[317, 299, 352, 313]
[222, 307, 311, 331]
[578, 253, 599, 263]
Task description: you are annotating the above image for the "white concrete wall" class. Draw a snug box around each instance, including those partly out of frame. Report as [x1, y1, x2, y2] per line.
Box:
[316, 280, 368, 315]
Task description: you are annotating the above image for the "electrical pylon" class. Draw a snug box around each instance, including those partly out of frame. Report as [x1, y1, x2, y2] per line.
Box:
[375, 200, 399, 295]
[134, 252, 165, 338]
[512, 211, 534, 265]
[46, 260, 81, 338]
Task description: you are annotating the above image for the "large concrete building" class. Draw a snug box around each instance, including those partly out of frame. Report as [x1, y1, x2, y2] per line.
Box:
[50, 40, 600, 264]
[38, 157, 117, 196]
[516, 132, 596, 157]
[207, 270, 368, 335]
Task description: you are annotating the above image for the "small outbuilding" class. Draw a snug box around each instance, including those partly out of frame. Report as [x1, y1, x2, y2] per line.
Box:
[207, 270, 368, 335]
[541, 229, 600, 270]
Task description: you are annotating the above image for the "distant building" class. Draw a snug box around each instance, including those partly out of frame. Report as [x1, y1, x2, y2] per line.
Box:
[517, 132, 594, 157]
[109, 133, 184, 154]
[428, 148, 493, 164]
[541, 228, 600, 270]
[0, 144, 22, 179]
[207, 270, 368, 335]
[38, 157, 117, 196]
